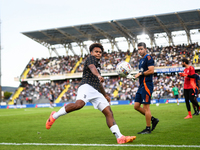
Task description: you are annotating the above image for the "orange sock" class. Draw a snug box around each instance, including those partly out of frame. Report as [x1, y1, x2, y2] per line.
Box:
[188, 111, 192, 116]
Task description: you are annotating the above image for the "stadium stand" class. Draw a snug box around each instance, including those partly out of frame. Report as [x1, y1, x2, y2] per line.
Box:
[10, 43, 200, 104]
[9, 9, 200, 105]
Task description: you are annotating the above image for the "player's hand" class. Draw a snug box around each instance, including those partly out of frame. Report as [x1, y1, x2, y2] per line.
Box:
[179, 72, 188, 77]
[105, 95, 111, 105]
[127, 74, 136, 81]
[98, 75, 104, 83]
[135, 72, 141, 78]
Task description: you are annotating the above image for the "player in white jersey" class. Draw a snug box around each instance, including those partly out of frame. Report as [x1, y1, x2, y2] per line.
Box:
[46, 43, 136, 144]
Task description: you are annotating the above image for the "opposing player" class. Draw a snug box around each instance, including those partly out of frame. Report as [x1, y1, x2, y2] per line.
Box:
[46, 43, 136, 144]
[179, 58, 200, 119]
[193, 73, 200, 115]
[183, 72, 200, 115]
[134, 42, 159, 134]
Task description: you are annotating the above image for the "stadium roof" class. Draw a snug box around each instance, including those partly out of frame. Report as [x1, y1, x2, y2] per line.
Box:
[22, 9, 200, 55]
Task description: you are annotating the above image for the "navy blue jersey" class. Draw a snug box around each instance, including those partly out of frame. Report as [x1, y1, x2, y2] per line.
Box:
[138, 54, 154, 86]
[195, 73, 200, 88]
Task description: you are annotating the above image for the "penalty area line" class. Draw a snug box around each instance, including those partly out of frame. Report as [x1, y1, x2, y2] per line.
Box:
[0, 143, 200, 147]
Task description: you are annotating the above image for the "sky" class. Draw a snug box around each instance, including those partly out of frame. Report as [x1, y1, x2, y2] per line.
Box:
[0, 0, 200, 87]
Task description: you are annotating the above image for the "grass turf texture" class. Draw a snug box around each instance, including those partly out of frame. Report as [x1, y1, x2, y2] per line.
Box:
[0, 103, 200, 150]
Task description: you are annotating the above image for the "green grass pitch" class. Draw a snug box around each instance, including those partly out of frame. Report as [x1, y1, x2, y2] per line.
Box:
[0, 103, 200, 150]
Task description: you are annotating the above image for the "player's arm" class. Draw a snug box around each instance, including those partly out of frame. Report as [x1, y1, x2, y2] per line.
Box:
[143, 66, 154, 75]
[187, 74, 196, 78]
[198, 80, 200, 93]
[198, 80, 200, 88]
[135, 66, 154, 78]
[88, 64, 104, 82]
[99, 83, 111, 104]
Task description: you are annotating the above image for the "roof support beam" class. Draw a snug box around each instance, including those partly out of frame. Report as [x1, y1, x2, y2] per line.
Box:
[90, 24, 120, 51]
[56, 28, 88, 55]
[133, 18, 157, 47]
[64, 44, 77, 55]
[115, 21, 138, 49]
[47, 47, 60, 57]
[72, 26, 100, 43]
[109, 21, 137, 49]
[39, 31, 62, 56]
[175, 13, 192, 44]
[154, 15, 174, 45]
[55, 28, 83, 43]
[51, 47, 60, 57]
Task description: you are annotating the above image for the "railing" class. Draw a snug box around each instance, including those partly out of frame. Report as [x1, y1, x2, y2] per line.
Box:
[14, 63, 200, 82]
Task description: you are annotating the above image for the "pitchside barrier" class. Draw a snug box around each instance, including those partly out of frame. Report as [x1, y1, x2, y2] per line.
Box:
[1, 98, 200, 109]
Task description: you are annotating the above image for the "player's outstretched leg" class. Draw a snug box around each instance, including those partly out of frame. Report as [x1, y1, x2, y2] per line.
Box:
[102, 106, 136, 144]
[46, 100, 85, 129]
[46, 111, 56, 129]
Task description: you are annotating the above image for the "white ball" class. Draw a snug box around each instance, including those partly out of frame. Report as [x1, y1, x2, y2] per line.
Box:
[156, 103, 159, 106]
[116, 61, 132, 77]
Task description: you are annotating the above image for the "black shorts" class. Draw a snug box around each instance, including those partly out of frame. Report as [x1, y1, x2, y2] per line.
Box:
[184, 89, 195, 100]
[175, 95, 178, 99]
[50, 100, 54, 103]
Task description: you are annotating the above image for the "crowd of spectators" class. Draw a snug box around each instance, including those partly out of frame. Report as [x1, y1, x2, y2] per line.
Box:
[26, 55, 81, 78]
[15, 73, 186, 104]
[16, 80, 68, 104]
[25, 42, 200, 79]
[16, 42, 200, 104]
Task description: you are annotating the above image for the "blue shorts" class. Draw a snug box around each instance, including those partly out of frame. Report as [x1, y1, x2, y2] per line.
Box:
[135, 84, 153, 104]
[174, 95, 178, 99]
[195, 88, 198, 97]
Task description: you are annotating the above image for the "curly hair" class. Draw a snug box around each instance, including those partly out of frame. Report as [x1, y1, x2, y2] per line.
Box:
[89, 43, 104, 52]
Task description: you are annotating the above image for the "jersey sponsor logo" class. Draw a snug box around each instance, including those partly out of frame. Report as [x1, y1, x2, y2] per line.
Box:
[147, 56, 151, 60]
[84, 94, 86, 98]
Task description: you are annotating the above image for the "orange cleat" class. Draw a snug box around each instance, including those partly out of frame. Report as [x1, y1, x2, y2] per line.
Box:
[184, 115, 192, 119]
[46, 111, 56, 129]
[117, 135, 136, 144]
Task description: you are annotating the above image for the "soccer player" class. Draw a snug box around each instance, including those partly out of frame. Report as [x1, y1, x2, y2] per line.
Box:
[134, 42, 159, 134]
[192, 73, 200, 115]
[46, 43, 136, 144]
[49, 90, 55, 108]
[179, 58, 200, 119]
[172, 84, 179, 105]
[183, 72, 200, 115]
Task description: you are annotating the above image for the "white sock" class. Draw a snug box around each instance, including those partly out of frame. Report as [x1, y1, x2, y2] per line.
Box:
[53, 106, 67, 119]
[110, 124, 123, 139]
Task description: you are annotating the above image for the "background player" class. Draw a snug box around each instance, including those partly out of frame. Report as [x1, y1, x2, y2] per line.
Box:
[172, 84, 179, 105]
[179, 58, 200, 119]
[185, 72, 200, 115]
[134, 42, 159, 134]
[192, 73, 200, 115]
[46, 43, 136, 144]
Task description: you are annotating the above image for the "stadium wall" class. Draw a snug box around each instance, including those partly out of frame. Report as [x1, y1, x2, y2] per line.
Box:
[1, 98, 200, 109]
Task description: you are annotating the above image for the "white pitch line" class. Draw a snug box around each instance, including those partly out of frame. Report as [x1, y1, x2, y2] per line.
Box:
[0, 143, 200, 148]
